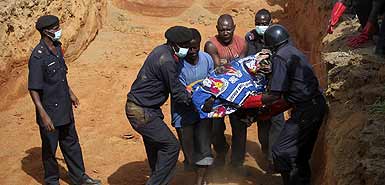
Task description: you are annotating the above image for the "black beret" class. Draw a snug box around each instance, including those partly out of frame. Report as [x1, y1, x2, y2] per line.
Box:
[35, 15, 59, 31]
[165, 26, 193, 44]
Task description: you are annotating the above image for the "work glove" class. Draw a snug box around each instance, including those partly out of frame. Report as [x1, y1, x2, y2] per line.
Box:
[327, 2, 346, 34]
[347, 21, 375, 48]
[242, 94, 263, 109]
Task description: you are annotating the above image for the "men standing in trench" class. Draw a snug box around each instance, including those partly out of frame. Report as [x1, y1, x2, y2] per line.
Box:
[125, 26, 193, 185]
[28, 15, 101, 185]
[204, 14, 249, 172]
[245, 9, 285, 173]
[242, 24, 327, 185]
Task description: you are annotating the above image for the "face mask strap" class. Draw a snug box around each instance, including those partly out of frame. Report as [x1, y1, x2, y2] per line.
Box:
[43, 28, 61, 41]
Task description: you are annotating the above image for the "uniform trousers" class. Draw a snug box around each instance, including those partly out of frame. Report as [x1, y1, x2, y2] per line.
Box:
[39, 121, 85, 185]
[272, 96, 326, 185]
[257, 113, 285, 161]
[126, 100, 179, 185]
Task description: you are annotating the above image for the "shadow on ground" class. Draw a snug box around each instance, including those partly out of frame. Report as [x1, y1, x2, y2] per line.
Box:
[21, 147, 71, 185]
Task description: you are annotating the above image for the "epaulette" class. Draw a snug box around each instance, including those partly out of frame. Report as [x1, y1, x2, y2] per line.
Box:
[32, 44, 46, 59]
[247, 31, 256, 41]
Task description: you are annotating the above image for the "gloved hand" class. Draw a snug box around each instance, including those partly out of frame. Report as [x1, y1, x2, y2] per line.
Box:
[257, 99, 291, 121]
[347, 21, 375, 48]
[242, 94, 263, 109]
[202, 96, 215, 113]
[327, 2, 346, 34]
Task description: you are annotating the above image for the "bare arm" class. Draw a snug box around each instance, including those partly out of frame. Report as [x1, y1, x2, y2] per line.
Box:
[29, 90, 55, 131]
[204, 41, 222, 67]
[239, 39, 249, 58]
[68, 86, 79, 108]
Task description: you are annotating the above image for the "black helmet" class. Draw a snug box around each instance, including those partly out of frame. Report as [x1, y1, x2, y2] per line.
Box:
[264, 24, 290, 49]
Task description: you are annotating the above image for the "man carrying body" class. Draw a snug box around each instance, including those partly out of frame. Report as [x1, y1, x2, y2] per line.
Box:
[242, 24, 327, 185]
[172, 28, 214, 185]
[245, 9, 285, 173]
[125, 26, 192, 185]
[28, 15, 101, 185]
[204, 14, 249, 171]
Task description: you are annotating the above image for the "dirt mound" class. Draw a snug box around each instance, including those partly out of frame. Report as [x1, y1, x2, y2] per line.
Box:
[312, 18, 385, 185]
[112, 0, 194, 17]
[0, 0, 106, 110]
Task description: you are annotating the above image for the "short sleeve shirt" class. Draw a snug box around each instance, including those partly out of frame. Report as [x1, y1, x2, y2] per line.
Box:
[245, 29, 265, 56]
[28, 40, 73, 126]
[269, 43, 321, 104]
[171, 51, 214, 128]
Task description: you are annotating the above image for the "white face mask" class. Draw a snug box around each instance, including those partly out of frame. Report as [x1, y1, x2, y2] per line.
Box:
[255, 26, 269, 36]
[175, 45, 189, 58]
[46, 29, 62, 41]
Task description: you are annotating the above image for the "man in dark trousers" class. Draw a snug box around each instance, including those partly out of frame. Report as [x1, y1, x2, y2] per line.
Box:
[245, 9, 285, 173]
[204, 14, 249, 172]
[28, 15, 101, 185]
[125, 26, 193, 185]
[242, 24, 327, 185]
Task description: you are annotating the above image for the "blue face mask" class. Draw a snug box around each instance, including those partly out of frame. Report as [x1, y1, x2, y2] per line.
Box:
[175, 45, 189, 58]
[255, 26, 269, 36]
[46, 29, 62, 41]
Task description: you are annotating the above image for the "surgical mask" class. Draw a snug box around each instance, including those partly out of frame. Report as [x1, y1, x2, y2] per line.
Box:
[255, 26, 269, 36]
[46, 29, 62, 41]
[175, 45, 189, 58]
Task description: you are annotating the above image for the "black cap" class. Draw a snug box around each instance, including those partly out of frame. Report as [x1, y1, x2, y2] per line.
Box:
[35, 15, 59, 31]
[165, 26, 193, 44]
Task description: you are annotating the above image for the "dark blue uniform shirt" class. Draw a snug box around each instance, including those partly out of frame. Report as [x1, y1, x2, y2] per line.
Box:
[127, 44, 190, 108]
[270, 43, 321, 104]
[245, 29, 265, 56]
[28, 39, 73, 126]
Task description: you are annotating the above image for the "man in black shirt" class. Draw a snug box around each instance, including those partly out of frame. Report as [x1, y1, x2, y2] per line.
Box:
[242, 24, 327, 185]
[28, 15, 101, 185]
[125, 26, 192, 185]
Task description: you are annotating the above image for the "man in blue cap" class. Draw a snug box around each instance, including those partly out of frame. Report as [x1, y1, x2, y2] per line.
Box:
[28, 15, 101, 185]
[125, 26, 193, 185]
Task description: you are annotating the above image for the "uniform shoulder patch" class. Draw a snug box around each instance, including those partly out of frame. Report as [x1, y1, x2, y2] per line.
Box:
[247, 31, 256, 41]
[32, 45, 46, 59]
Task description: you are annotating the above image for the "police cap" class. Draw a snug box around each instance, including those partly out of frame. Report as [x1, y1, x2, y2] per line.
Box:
[35, 15, 59, 31]
[165, 26, 193, 44]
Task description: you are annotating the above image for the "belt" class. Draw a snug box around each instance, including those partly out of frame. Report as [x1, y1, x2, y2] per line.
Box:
[293, 94, 324, 108]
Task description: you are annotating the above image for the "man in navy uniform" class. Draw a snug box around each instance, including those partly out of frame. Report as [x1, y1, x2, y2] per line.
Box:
[28, 15, 101, 185]
[125, 26, 193, 185]
[242, 24, 327, 185]
[245, 9, 272, 56]
[244, 9, 286, 173]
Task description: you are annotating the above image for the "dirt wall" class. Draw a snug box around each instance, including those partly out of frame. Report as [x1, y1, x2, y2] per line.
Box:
[1, 0, 384, 185]
[0, 0, 106, 110]
[312, 23, 385, 184]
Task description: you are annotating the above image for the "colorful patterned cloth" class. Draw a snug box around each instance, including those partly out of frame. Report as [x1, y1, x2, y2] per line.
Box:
[191, 52, 271, 118]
